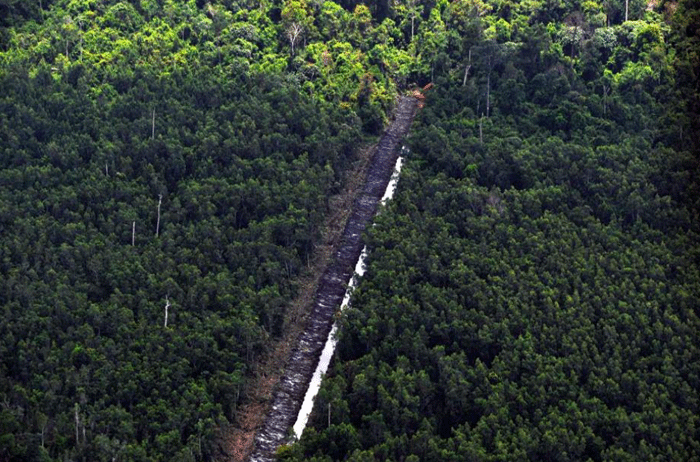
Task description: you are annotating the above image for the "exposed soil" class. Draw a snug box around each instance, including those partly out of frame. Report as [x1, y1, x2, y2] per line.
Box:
[216, 96, 418, 462]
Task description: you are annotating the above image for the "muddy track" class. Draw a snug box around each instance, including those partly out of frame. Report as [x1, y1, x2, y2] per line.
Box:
[247, 96, 419, 462]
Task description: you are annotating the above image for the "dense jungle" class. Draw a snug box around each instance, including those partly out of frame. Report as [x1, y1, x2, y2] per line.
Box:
[0, 0, 698, 461]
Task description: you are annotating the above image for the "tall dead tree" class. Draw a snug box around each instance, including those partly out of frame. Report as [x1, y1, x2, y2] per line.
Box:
[474, 41, 516, 119]
[479, 115, 484, 144]
[38, 413, 48, 449]
[155, 194, 162, 237]
[74, 403, 81, 446]
[286, 23, 303, 57]
[164, 295, 170, 328]
[486, 71, 491, 118]
[472, 41, 498, 119]
[463, 48, 472, 86]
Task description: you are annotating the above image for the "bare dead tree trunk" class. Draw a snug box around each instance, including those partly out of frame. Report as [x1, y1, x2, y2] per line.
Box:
[411, 15, 415, 42]
[625, 0, 629, 21]
[463, 49, 472, 86]
[164, 295, 170, 328]
[39, 414, 47, 448]
[479, 115, 484, 144]
[156, 194, 162, 237]
[74, 403, 80, 446]
[603, 84, 609, 115]
[486, 72, 491, 118]
[78, 18, 84, 61]
[132, 221, 136, 246]
[286, 23, 303, 57]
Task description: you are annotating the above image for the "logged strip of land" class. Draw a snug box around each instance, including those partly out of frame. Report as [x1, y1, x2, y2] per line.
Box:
[244, 96, 418, 462]
[217, 140, 374, 462]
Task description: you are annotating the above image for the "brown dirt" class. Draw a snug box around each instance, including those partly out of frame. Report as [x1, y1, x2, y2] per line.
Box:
[215, 142, 376, 462]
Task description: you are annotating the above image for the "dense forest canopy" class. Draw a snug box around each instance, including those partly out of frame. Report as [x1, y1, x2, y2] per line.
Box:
[0, 0, 698, 461]
[0, 0, 394, 460]
[281, 0, 700, 461]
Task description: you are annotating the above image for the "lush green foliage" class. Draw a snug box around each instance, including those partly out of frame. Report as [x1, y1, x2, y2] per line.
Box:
[286, 0, 700, 461]
[0, 62, 360, 462]
[0, 0, 399, 460]
[1, 0, 698, 460]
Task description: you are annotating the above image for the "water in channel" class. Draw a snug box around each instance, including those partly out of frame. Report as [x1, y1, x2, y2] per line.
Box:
[292, 156, 404, 438]
[248, 97, 417, 462]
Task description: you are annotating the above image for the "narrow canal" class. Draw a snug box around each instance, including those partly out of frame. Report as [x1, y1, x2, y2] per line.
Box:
[248, 97, 418, 462]
[292, 156, 404, 438]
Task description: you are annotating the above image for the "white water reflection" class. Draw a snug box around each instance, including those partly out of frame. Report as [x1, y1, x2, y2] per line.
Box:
[292, 155, 404, 439]
[381, 156, 403, 204]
